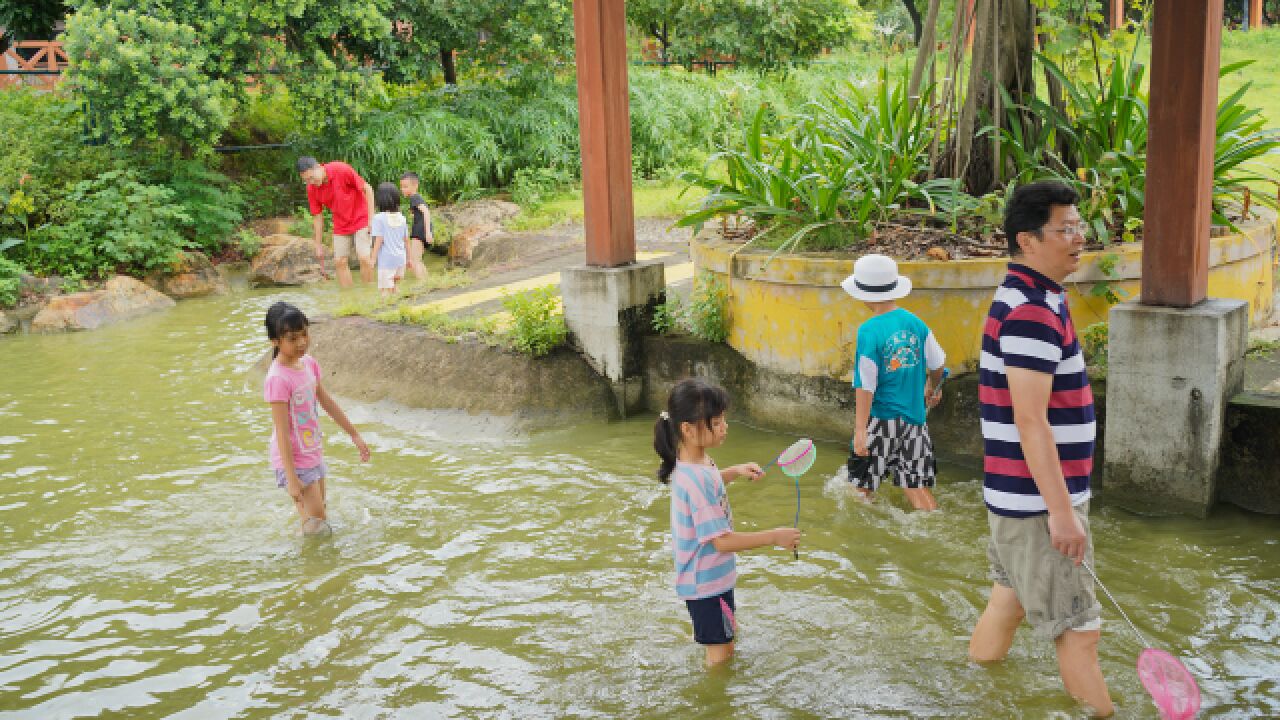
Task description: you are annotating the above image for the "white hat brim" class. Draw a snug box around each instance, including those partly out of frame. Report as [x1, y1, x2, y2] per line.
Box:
[841, 274, 912, 302]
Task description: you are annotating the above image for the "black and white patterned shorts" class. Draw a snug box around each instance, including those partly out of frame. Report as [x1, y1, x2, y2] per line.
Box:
[847, 417, 936, 490]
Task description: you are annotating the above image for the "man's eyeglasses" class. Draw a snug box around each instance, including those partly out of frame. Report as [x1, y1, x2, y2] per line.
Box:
[1041, 223, 1089, 239]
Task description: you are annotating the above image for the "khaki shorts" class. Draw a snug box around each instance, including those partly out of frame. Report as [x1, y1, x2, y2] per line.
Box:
[333, 228, 372, 259]
[987, 501, 1101, 639]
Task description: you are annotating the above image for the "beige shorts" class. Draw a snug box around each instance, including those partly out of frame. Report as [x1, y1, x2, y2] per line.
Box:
[987, 500, 1101, 639]
[377, 266, 403, 290]
[333, 228, 372, 259]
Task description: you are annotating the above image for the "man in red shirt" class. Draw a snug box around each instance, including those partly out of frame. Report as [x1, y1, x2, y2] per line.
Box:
[297, 157, 377, 287]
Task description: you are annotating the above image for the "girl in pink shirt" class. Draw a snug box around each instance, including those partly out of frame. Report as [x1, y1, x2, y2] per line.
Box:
[263, 302, 369, 534]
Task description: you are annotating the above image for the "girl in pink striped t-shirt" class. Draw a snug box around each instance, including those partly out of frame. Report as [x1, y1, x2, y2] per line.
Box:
[654, 378, 801, 667]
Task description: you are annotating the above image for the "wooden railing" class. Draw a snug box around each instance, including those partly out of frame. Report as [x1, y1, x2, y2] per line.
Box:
[1, 41, 69, 91]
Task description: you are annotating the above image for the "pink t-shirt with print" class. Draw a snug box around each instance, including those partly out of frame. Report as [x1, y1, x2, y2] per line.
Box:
[264, 355, 324, 469]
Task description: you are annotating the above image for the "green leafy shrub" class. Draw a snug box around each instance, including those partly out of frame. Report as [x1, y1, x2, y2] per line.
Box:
[511, 167, 573, 208]
[235, 228, 263, 259]
[652, 294, 684, 334]
[687, 272, 729, 343]
[34, 170, 191, 277]
[144, 158, 245, 254]
[503, 285, 568, 357]
[64, 7, 234, 154]
[0, 256, 24, 307]
[680, 68, 968, 251]
[1080, 322, 1109, 371]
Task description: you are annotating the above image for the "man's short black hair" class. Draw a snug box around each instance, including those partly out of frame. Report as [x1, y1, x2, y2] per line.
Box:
[1003, 180, 1080, 256]
[296, 156, 319, 174]
[400, 171, 419, 183]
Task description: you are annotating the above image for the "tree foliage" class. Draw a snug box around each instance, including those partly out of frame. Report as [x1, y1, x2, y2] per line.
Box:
[628, 0, 871, 71]
[0, 0, 67, 50]
[64, 7, 234, 154]
[379, 0, 575, 84]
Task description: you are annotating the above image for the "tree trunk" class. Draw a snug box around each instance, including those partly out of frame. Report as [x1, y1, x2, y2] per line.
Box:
[952, 0, 1035, 195]
[439, 46, 458, 85]
[907, 0, 943, 106]
[902, 0, 924, 44]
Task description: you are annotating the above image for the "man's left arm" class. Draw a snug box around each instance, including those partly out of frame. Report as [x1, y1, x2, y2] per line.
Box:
[363, 181, 376, 228]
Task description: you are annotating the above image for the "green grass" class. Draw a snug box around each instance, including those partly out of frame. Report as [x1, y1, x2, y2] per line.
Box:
[505, 178, 696, 231]
[333, 269, 471, 317]
[374, 305, 500, 341]
[1220, 26, 1280, 175]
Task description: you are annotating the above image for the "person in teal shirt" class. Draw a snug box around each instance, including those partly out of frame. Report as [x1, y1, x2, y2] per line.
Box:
[842, 254, 947, 510]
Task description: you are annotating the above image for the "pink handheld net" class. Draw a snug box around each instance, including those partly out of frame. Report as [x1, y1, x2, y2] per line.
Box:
[1084, 562, 1201, 720]
[1138, 648, 1201, 720]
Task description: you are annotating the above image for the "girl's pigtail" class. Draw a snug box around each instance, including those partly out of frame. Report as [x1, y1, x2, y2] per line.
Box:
[654, 411, 677, 484]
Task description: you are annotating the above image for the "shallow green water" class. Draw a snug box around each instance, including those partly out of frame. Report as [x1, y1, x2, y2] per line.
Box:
[0, 287, 1277, 719]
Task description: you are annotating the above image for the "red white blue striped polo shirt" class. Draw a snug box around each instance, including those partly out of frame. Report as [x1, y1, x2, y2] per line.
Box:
[980, 263, 1095, 518]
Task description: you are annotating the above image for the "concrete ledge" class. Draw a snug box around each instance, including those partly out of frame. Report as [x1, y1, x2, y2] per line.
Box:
[1218, 392, 1280, 514]
[307, 315, 616, 422]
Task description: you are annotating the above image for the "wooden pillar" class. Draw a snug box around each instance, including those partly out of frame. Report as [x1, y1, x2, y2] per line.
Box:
[1250, 0, 1265, 28]
[1109, 0, 1125, 29]
[1142, 0, 1223, 308]
[572, 0, 636, 268]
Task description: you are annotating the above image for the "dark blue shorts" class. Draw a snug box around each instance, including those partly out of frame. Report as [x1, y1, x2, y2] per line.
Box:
[685, 588, 736, 645]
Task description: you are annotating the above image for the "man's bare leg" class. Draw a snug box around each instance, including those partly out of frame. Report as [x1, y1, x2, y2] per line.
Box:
[1056, 629, 1114, 717]
[969, 583, 1024, 663]
[334, 256, 354, 288]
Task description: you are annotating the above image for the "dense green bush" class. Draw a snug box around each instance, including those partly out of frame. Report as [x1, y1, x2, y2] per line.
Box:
[687, 272, 729, 343]
[34, 170, 191, 278]
[0, 256, 24, 307]
[64, 7, 234, 154]
[680, 68, 968, 251]
[503, 285, 567, 357]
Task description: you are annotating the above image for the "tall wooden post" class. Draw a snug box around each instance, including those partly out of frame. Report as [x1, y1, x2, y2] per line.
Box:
[572, 0, 637, 268]
[1109, 0, 1125, 29]
[1142, 0, 1223, 308]
[1250, 0, 1265, 28]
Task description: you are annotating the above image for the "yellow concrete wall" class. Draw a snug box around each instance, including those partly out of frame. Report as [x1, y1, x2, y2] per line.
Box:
[692, 220, 1276, 379]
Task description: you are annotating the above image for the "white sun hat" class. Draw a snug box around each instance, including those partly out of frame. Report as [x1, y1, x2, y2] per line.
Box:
[840, 253, 913, 302]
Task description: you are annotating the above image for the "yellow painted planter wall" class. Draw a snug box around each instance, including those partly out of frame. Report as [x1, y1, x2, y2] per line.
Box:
[691, 220, 1276, 379]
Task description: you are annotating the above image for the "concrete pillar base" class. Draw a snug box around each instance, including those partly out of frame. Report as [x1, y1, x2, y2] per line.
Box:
[561, 261, 665, 417]
[1103, 299, 1248, 516]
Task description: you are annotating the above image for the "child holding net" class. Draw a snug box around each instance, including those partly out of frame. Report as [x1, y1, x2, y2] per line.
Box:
[653, 377, 801, 667]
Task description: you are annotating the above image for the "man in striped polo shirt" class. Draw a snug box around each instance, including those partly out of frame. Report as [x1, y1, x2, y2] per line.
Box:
[968, 181, 1113, 716]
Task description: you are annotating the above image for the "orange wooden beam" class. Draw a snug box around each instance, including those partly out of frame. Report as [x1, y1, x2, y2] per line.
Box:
[1142, 0, 1223, 308]
[1250, 0, 1264, 28]
[1109, 0, 1125, 29]
[572, 0, 637, 268]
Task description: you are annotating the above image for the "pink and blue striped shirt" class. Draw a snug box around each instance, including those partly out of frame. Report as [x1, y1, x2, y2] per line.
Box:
[669, 461, 737, 600]
[979, 264, 1095, 518]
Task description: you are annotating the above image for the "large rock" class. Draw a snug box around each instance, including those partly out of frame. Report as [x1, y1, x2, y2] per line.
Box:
[435, 199, 520, 231]
[146, 251, 227, 299]
[448, 222, 504, 266]
[250, 234, 328, 286]
[31, 275, 176, 332]
[0, 309, 16, 335]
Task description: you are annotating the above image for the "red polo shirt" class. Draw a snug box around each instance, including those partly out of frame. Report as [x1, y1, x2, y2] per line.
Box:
[306, 162, 369, 235]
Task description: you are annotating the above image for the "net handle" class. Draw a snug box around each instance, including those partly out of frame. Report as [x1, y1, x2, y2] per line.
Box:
[1083, 561, 1149, 648]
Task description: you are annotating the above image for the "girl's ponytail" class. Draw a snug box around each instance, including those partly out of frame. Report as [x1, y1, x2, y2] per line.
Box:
[654, 412, 678, 484]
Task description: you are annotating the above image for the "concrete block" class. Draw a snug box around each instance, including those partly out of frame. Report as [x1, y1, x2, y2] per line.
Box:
[1103, 299, 1249, 516]
[561, 261, 666, 414]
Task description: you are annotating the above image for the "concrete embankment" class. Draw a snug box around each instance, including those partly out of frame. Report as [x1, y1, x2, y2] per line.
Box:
[310, 314, 1279, 515]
